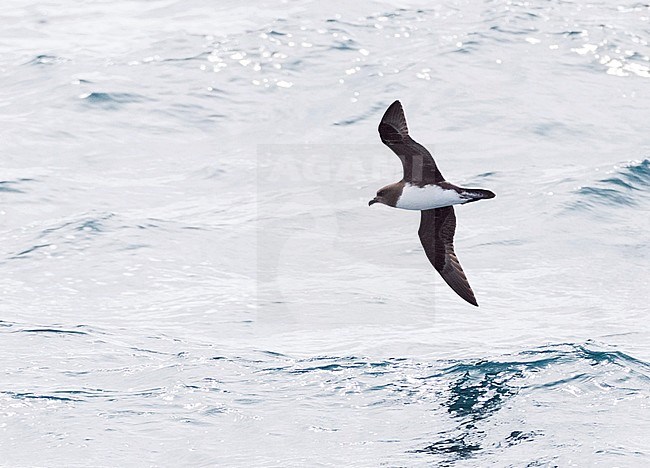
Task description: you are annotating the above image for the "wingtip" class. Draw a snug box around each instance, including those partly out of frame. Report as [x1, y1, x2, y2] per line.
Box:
[461, 291, 479, 307]
[379, 100, 409, 141]
[386, 100, 402, 114]
[445, 281, 479, 307]
[466, 289, 479, 307]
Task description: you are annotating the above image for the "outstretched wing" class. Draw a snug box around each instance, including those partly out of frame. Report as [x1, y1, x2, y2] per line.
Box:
[418, 206, 478, 306]
[378, 100, 444, 185]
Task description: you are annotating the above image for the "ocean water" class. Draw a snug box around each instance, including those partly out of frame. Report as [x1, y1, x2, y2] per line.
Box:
[1, 0, 649, 466]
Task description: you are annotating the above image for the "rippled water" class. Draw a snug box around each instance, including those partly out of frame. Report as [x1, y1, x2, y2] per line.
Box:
[1, 1, 649, 466]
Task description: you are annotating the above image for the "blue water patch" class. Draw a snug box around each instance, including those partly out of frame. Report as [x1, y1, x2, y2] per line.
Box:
[5, 212, 137, 261]
[79, 92, 149, 109]
[12, 243, 51, 258]
[413, 434, 481, 458]
[0, 181, 24, 193]
[0, 178, 34, 193]
[17, 328, 89, 335]
[2, 386, 165, 403]
[573, 159, 650, 209]
[4, 391, 81, 402]
[253, 343, 649, 464]
[38, 213, 113, 238]
[76, 218, 106, 233]
[417, 343, 649, 463]
[26, 54, 69, 66]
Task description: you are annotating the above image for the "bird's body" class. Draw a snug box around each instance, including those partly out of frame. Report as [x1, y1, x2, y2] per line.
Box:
[379, 181, 493, 211]
[397, 183, 466, 210]
[369, 100, 495, 306]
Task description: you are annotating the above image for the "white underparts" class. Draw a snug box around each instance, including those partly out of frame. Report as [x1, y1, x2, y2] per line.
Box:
[395, 183, 466, 210]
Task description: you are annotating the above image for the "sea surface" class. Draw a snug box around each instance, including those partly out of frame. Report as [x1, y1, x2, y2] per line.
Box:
[1, 1, 649, 466]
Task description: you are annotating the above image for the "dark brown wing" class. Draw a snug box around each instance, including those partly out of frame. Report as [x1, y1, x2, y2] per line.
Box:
[418, 207, 478, 306]
[378, 100, 444, 185]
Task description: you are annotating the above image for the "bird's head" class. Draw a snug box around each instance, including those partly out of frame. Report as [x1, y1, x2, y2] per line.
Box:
[368, 184, 399, 207]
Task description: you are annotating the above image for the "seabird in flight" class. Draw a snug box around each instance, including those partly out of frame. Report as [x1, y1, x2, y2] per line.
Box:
[369, 100, 495, 306]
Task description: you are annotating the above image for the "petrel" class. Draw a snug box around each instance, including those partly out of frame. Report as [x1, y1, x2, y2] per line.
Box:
[369, 100, 495, 306]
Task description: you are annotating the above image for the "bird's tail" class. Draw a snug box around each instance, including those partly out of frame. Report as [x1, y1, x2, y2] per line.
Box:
[460, 188, 496, 203]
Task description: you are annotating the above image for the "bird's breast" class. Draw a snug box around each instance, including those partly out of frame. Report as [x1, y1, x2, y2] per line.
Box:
[395, 183, 465, 210]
